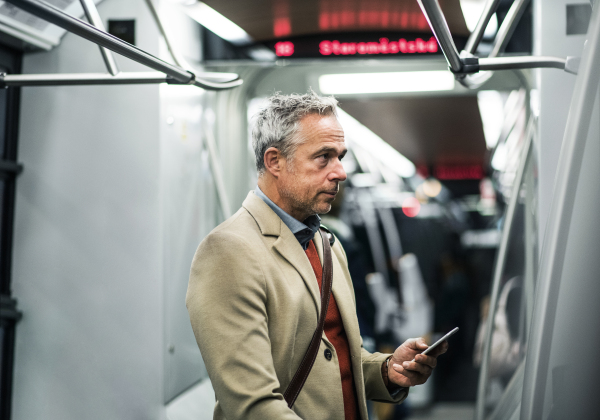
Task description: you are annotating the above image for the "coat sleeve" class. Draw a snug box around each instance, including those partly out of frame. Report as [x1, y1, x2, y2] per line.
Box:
[361, 348, 409, 403]
[186, 231, 301, 420]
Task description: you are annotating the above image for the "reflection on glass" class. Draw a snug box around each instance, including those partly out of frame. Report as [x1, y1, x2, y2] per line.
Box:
[475, 138, 538, 418]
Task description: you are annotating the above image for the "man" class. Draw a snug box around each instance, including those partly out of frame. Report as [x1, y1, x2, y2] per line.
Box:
[186, 91, 447, 420]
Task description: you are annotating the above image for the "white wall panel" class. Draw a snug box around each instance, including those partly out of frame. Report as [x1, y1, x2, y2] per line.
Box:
[534, 0, 587, 245]
[11, 0, 166, 418]
[10, 0, 257, 417]
[160, 84, 218, 403]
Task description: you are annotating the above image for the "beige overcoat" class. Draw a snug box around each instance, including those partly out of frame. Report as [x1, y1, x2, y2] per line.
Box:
[186, 191, 408, 420]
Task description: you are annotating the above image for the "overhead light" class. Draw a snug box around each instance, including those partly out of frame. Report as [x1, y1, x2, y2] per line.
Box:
[166, 0, 198, 5]
[183, 2, 252, 45]
[422, 179, 443, 198]
[478, 90, 505, 148]
[402, 197, 421, 217]
[319, 71, 455, 95]
[336, 109, 416, 178]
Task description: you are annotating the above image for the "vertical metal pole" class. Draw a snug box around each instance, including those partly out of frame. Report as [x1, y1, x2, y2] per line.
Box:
[204, 129, 233, 219]
[416, 0, 463, 72]
[79, 0, 119, 76]
[463, 0, 502, 55]
[489, 0, 531, 58]
[144, 0, 187, 69]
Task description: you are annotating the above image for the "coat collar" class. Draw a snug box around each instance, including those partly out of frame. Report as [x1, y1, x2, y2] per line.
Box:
[243, 191, 321, 313]
[242, 191, 281, 236]
[242, 191, 360, 351]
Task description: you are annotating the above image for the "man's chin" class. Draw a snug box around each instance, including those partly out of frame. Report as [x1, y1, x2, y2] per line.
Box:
[315, 203, 332, 215]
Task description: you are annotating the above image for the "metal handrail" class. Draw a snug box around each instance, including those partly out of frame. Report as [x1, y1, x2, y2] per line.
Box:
[479, 55, 567, 71]
[3, 0, 243, 90]
[0, 72, 169, 87]
[416, 0, 575, 86]
[79, 0, 119, 76]
[416, 0, 462, 72]
[489, 0, 530, 58]
[144, 0, 189, 72]
[143, 0, 238, 84]
[463, 0, 502, 55]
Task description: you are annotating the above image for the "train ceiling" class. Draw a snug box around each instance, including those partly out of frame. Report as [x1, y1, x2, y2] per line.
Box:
[202, 0, 488, 180]
[339, 96, 487, 170]
[201, 0, 469, 42]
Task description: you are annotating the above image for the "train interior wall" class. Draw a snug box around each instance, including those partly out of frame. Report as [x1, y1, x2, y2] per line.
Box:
[2, 0, 593, 419]
[9, 0, 252, 418]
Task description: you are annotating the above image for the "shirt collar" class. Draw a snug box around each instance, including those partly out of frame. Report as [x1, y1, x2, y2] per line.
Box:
[255, 186, 321, 250]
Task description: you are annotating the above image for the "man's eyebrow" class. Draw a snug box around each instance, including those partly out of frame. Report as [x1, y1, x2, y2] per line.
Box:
[313, 146, 348, 156]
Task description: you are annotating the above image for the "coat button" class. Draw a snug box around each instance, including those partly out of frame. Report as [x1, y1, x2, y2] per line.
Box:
[324, 349, 332, 361]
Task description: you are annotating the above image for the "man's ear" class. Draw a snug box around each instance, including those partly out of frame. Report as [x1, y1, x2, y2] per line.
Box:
[263, 147, 283, 177]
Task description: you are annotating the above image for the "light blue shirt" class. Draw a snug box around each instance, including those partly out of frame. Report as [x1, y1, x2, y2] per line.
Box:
[255, 186, 321, 250]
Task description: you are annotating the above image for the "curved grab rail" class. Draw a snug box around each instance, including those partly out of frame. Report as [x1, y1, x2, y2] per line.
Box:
[417, 0, 575, 89]
[143, 0, 242, 90]
[4, 0, 242, 91]
[459, 0, 531, 88]
[463, 0, 503, 55]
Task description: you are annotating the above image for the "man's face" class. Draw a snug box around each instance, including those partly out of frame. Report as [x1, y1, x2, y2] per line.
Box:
[278, 114, 347, 220]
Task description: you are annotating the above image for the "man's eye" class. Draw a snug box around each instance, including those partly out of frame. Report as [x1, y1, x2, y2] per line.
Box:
[318, 154, 328, 160]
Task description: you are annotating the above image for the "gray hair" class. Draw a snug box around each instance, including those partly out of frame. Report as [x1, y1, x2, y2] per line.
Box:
[251, 90, 338, 175]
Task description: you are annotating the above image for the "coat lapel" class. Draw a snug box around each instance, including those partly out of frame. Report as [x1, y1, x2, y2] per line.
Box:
[272, 230, 321, 314]
[243, 192, 321, 315]
[314, 231, 369, 420]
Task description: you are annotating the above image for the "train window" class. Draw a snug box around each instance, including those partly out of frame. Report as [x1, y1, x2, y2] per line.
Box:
[476, 131, 538, 419]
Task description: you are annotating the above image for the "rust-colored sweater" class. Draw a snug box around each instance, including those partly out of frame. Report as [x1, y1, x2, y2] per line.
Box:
[305, 240, 359, 420]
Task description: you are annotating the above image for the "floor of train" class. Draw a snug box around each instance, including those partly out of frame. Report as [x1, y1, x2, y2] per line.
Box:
[410, 403, 475, 420]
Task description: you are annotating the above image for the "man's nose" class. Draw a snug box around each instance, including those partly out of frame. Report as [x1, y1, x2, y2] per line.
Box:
[330, 159, 347, 181]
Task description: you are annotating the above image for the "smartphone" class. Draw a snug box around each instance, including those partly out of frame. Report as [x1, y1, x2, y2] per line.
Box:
[411, 327, 458, 362]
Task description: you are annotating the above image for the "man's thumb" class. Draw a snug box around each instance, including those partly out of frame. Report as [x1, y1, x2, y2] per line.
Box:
[406, 337, 429, 349]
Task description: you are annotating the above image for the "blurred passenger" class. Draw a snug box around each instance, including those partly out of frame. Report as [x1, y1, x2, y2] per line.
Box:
[474, 278, 522, 379]
[186, 91, 448, 420]
[436, 251, 469, 334]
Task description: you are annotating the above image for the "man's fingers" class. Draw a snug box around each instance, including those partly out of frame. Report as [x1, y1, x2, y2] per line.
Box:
[404, 337, 429, 350]
[392, 363, 420, 380]
[414, 354, 438, 369]
[401, 360, 433, 375]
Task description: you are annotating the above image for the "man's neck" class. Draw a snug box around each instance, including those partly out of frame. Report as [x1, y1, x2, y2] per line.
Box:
[257, 178, 309, 221]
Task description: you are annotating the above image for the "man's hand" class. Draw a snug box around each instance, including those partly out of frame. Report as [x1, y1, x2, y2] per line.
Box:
[388, 337, 448, 388]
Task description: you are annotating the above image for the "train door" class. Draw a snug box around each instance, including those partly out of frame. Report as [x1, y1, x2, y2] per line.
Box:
[0, 44, 21, 420]
[475, 2, 600, 419]
[521, 3, 600, 418]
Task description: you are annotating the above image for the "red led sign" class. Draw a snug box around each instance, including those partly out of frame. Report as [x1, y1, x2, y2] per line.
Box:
[434, 165, 484, 180]
[265, 32, 460, 60]
[275, 41, 294, 57]
[319, 36, 438, 56]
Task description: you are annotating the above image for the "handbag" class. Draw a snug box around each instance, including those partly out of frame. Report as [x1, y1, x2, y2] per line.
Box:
[283, 227, 334, 408]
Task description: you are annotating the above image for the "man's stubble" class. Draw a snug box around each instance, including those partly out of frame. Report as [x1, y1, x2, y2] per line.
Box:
[279, 164, 334, 219]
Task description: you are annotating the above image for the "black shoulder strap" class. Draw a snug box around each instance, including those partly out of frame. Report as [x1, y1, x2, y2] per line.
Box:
[283, 228, 334, 408]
